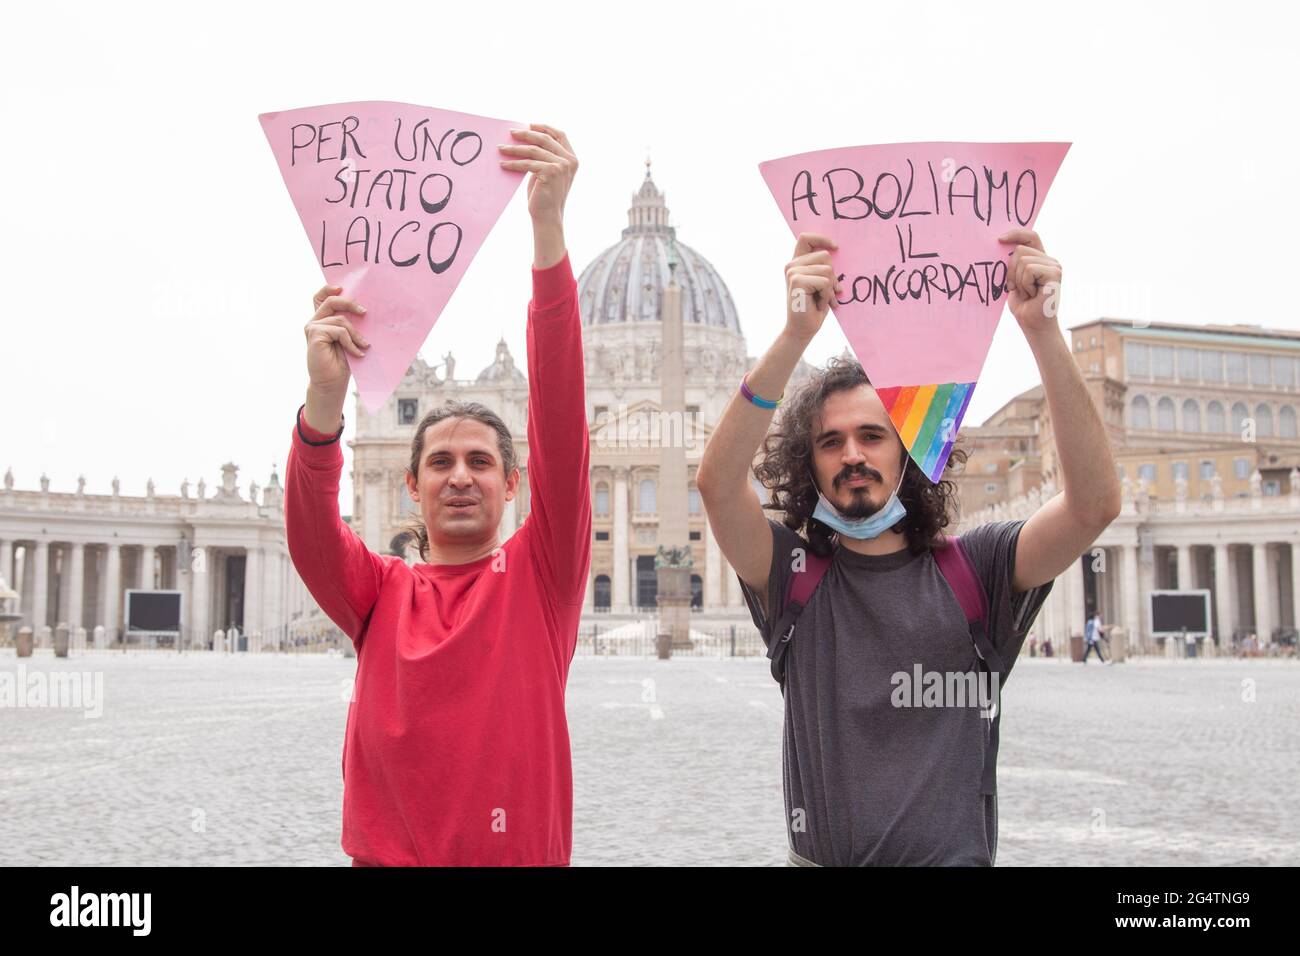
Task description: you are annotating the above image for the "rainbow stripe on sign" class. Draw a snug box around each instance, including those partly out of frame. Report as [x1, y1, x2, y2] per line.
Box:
[875, 382, 976, 483]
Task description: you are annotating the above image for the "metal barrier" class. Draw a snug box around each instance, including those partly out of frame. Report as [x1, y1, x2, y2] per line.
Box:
[574, 621, 766, 658]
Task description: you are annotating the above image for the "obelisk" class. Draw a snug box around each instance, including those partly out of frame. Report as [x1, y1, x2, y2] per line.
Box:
[655, 237, 693, 656]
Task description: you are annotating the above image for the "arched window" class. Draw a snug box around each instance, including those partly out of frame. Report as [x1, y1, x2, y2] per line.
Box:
[1131, 395, 1151, 429]
[594, 482, 610, 516]
[594, 575, 611, 610]
[1281, 406, 1297, 439]
[1232, 402, 1250, 434]
[638, 478, 656, 513]
[1206, 401, 1226, 433]
[1256, 404, 1274, 437]
[1156, 397, 1176, 431]
[1181, 400, 1200, 432]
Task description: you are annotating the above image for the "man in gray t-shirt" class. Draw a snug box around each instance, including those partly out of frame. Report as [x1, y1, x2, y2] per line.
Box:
[696, 228, 1120, 866]
[738, 516, 1053, 865]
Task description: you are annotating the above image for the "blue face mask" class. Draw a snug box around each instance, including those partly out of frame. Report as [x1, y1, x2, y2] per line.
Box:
[811, 468, 907, 540]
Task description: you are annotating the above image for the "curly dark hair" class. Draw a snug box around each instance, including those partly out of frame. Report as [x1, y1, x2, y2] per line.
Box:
[753, 357, 968, 558]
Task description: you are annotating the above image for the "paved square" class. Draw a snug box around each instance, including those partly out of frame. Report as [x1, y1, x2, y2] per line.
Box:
[0, 651, 1295, 865]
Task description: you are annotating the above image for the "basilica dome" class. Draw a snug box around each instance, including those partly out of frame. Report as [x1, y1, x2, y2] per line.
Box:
[578, 167, 742, 334]
[475, 338, 527, 384]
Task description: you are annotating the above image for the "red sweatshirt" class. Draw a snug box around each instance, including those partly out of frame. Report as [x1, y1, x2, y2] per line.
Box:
[285, 253, 591, 866]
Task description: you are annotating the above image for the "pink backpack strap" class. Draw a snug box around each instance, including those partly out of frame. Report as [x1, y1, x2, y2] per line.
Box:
[932, 533, 989, 628]
[768, 544, 834, 687]
[789, 550, 833, 607]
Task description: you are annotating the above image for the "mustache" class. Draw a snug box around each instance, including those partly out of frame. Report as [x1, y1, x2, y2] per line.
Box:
[833, 464, 880, 489]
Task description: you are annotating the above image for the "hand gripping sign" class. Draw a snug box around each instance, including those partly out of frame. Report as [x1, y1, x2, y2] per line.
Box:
[759, 142, 1070, 483]
[259, 101, 526, 413]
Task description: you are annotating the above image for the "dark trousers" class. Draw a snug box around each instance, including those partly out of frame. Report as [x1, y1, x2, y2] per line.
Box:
[1083, 641, 1106, 662]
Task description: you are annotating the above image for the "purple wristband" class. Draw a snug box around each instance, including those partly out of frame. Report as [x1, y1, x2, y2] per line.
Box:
[740, 374, 782, 409]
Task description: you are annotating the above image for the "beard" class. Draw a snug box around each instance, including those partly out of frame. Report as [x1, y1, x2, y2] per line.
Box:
[833, 465, 888, 519]
[838, 485, 886, 519]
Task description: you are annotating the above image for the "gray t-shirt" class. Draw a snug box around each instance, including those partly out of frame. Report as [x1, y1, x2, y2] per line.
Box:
[738, 518, 1054, 866]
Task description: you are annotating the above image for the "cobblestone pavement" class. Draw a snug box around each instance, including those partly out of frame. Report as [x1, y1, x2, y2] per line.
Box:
[1, 651, 1295, 866]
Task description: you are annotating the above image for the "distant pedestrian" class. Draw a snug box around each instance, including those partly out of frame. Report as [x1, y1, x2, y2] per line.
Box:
[1083, 612, 1108, 664]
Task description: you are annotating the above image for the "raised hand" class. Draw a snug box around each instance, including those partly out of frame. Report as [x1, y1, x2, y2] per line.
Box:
[302, 284, 368, 432]
[998, 228, 1062, 334]
[785, 232, 842, 340]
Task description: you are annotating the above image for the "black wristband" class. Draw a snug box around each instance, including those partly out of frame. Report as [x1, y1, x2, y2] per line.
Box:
[296, 403, 344, 446]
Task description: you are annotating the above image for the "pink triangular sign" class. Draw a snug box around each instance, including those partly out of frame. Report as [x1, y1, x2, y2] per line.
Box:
[259, 101, 526, 413]
[759, 142, 1070, 482]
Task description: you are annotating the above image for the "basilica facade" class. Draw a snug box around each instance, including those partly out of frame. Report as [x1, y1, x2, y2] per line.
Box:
[0, 463, 316, 650]
[12, 170, 1300, 655]
[349, 167, 815, 618]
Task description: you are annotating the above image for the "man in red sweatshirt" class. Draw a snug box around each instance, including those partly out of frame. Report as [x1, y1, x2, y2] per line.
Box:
[285, 123, 590, 866]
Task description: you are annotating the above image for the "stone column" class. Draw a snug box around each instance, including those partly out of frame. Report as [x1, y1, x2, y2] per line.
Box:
[1139, 536, 1160, 653]
[0, 538, 12, 592]
[244, 547, 263, 640]
[1122, 543, 1142, 653]
[266, 549, 285, 644]
[1213, 542, 1235, 650]
[1066, 554, 1086, 650]
[1176, 544, 1192, 590]
[705, 516, 722, 610]
[188, 539, 210, 650]
[67, 542, 85, 633]
[583, 567, 594, 612]
[1291, 542, 1300, 641]
[102, 543, 121, 640]
[17, 547, 32, 621]
[140, 544, 157, 590]
[56, 544, 73, 626]
[1103, 546, 1122, 622]
[285, 563, 296, 621]
[1251, 542, 1272, 646]
[31, 540, 49, 632]
[612, 467, 630, 612]
[280, 550, 290, 639]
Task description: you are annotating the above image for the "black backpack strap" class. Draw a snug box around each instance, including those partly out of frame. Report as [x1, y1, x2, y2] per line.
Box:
[935, 534, 1003, 796]
[768, 600, 803, 687]
[970, 618, 1007, 796]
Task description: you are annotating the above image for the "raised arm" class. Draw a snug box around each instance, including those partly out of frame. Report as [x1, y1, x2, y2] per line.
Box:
[697, 233, 842, 612]
[994, 228, 1121, 592]
[498, 123, 590, 606]
[284, 285, 386, 645]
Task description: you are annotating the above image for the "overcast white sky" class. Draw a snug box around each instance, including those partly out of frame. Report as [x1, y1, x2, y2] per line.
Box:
[3, 0, 1296, 511]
